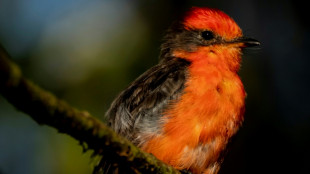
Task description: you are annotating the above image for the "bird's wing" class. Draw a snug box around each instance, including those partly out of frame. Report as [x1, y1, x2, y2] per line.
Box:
[106, 57, 190, 146]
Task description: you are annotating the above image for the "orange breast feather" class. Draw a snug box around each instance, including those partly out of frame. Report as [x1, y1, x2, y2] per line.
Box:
[142, 48, 245, 172]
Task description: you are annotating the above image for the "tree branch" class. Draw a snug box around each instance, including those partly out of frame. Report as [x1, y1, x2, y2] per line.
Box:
[0, 44, 182, 174]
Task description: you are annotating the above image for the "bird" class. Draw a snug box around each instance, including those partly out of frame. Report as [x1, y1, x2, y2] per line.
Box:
[104, 7, 259, 174]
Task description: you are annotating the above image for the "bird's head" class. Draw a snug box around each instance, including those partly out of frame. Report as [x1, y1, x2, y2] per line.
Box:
[160, 7, 259, 71]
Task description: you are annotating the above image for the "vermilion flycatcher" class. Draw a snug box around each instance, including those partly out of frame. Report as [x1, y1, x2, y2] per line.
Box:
[105, 7, 259, 174]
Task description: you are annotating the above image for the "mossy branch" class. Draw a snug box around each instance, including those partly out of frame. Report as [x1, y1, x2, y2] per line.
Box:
[0, 44, 182, 174]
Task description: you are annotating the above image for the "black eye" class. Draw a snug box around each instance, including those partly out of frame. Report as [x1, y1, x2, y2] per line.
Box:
[201, 30, 214, 40]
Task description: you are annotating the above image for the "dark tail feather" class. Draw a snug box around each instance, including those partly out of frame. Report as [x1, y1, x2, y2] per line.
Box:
[93, 159, 104, 174]
[93, 159, 114, 174]
[93, 157, 137, 174]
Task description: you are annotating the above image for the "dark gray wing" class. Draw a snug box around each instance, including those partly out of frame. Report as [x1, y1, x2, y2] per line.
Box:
[106, 57, 190, 146]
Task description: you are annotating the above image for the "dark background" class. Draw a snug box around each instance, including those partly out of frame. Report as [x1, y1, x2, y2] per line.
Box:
[0, 0, 309, 173]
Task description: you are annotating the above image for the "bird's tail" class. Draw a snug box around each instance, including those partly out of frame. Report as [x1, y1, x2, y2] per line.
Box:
[93, 159, 114, 174]
[93, 157, 137, 174]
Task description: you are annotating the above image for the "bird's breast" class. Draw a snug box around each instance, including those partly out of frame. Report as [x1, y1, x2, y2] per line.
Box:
[141, 62, 246, 172]
[164, 63, 245, 143]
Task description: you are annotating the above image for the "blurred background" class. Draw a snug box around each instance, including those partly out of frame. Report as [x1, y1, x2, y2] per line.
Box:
[0, 0, 309, 173]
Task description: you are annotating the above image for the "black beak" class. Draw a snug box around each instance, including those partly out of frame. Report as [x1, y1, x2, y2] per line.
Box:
[235, 37, 260, 47]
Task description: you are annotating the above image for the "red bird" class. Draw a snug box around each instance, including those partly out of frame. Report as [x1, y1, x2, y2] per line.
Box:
[105, 7, 259, 174]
